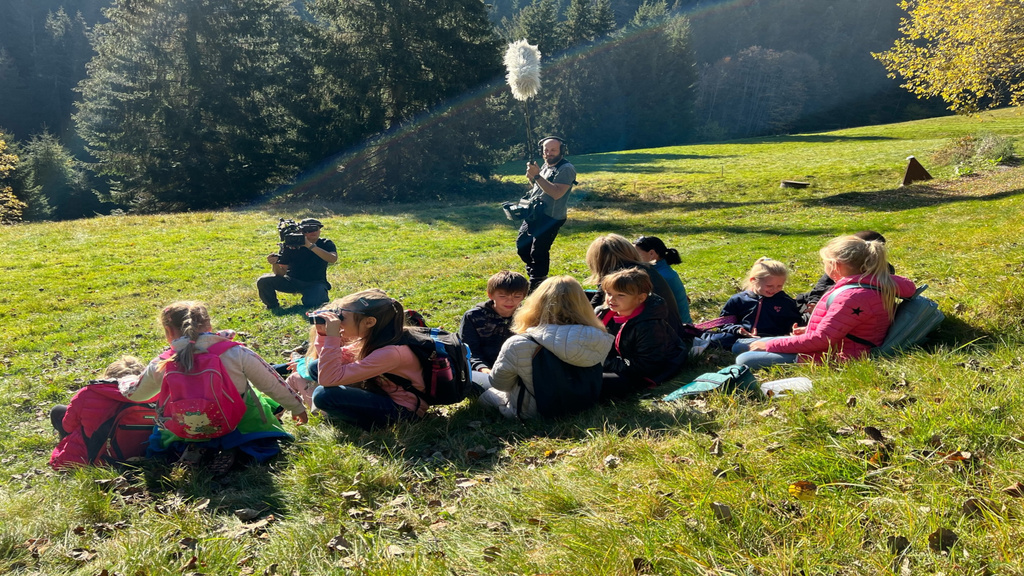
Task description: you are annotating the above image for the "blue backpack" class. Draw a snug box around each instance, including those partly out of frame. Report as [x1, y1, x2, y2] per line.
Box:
[824, 283, 944, 357]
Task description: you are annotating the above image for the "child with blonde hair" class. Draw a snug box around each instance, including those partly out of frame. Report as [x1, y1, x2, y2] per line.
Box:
[736, 236, 917, 369]
[477, 276, 614, 419]
[122, 301, 307, 471]
[703, 257, 803, 352]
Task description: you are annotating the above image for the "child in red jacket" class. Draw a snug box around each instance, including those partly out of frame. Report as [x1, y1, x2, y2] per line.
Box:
[735, 235, 916, 369]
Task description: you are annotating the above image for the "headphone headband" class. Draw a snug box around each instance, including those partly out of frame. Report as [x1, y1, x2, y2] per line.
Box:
[538, 136, 568, 156]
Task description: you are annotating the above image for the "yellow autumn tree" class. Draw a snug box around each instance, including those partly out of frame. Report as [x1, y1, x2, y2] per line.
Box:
[1, 137, 27, 223]
[874, 0, 1024, 113]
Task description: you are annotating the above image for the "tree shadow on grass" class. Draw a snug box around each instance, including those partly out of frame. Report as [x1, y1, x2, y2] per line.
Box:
[730, 134, 899, 145]
[577, 152, 740, 175]
[563, 216, 837, 240]
[803, 184, 1024, 212]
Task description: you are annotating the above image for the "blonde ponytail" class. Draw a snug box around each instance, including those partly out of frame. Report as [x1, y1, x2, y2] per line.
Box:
[863, 240, 898, 320]
[742, 257, 788, 292]
[821, 236, 899, 320]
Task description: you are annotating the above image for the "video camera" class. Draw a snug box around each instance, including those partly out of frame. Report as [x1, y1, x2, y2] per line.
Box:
[502, 196, 542, 222]
[278, 218, 306, 248]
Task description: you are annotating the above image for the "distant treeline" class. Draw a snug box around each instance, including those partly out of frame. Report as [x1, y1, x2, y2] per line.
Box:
[0, 0, 947, 220]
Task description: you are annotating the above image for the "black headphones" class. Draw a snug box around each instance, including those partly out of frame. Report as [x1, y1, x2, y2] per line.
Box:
[538, 136, 568, 157]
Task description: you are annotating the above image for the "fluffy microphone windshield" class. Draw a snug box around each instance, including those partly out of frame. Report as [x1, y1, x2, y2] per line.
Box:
[504, 39, 542, 101]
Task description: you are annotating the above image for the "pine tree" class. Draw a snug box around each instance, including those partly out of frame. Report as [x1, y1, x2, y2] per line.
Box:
[75, 0, 311, 211]
[304, 0, 503, 202]
[21, 133, 99, 220]
[310, 0, 501, 130]
[560, 0, 595, 49]
[501, 0, 560, 56]
[590, 0, 616, 38]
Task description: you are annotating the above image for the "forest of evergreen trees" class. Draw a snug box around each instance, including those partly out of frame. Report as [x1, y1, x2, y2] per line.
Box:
[0, 0, 948, 220]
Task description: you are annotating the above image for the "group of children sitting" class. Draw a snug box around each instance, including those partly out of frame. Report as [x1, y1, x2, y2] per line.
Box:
[50, 230, 914, 474]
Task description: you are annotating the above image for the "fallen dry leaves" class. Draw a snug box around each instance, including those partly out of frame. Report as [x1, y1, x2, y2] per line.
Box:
[788, 480, 817, 501]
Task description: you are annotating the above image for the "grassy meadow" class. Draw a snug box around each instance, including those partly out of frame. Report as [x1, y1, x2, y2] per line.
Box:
[2, 108, 1024, 575]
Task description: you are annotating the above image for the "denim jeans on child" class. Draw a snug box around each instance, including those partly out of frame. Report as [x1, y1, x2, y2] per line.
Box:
[311, 385, 414, 430]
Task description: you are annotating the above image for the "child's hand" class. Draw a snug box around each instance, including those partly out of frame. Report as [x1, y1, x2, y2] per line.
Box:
[479, 367, 492, 374]
[791, 324, 806, 336]
[293, 411, 309, 425]
[738, 327, 758, 338]
[319, 311, 342, 338]
[748, 339, 768, 351]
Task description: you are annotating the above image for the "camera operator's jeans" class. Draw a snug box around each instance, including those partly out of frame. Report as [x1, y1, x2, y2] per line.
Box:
[256, 274, 329, 309]
[516, 215, 565, 289]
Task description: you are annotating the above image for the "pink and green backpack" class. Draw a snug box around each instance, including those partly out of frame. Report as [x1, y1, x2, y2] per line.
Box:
[156, 340, 247, 440]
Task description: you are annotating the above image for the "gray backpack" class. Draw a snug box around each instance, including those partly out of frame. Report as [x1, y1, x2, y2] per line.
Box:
[824, 284, 944, 357]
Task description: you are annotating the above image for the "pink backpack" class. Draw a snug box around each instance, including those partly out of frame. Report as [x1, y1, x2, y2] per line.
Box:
[156, 340, 247, 440]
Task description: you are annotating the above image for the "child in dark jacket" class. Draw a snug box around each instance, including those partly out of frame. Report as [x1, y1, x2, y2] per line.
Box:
[595, 267, 690, 398]
[458, 271, 529, 375]
[703, 257, 803, 353]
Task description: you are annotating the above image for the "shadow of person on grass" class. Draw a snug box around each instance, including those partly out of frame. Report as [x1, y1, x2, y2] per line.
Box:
[311, 378, 725, 481]
[138, 454, 287, 513]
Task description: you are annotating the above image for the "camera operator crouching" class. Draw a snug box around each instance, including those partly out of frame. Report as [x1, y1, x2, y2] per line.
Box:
[257, 218, 338, 310]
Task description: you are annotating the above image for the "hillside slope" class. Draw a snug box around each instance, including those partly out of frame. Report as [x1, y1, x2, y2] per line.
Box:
[1, 111, 1023, 575]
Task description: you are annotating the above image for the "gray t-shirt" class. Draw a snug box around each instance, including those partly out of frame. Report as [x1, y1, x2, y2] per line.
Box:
[529, 159, 576, 220]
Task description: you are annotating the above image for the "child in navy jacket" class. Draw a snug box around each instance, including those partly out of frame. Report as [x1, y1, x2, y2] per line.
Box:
[459, 271, 529, 374]
[703, 257, 803, 352]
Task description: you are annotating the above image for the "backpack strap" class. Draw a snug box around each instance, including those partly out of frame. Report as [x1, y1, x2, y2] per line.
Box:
[514, 335, 544, 420]
[205, 340, 243, 355]
[383, 336, 426, 410]
[823, 283, 881, 348]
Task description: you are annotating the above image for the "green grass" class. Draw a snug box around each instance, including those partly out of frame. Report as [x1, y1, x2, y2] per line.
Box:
[3, 108, 1024, 575]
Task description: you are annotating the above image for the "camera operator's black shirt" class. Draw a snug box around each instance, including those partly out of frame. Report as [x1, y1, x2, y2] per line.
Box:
[278, 238, 336, 287]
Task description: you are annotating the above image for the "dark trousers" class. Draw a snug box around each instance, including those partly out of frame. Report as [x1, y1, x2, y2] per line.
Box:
[51, 405, 69, 439]
[311, 385, 415, 430]
[256, 274, 329, 309]
[516, 215, 566, 286]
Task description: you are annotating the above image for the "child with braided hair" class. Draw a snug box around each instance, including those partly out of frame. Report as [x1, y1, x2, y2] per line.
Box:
[121, 301, 306, 472]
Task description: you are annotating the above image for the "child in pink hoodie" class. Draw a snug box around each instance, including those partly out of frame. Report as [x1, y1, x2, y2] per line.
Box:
[735, 235, 917, 369]
[285, 289, 427, 429]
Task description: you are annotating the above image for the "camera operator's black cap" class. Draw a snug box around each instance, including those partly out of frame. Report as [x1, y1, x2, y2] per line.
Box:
[299, 218, 323, 230]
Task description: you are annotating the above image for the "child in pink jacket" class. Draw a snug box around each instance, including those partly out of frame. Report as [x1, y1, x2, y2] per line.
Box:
[735, 235, 917, 369]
